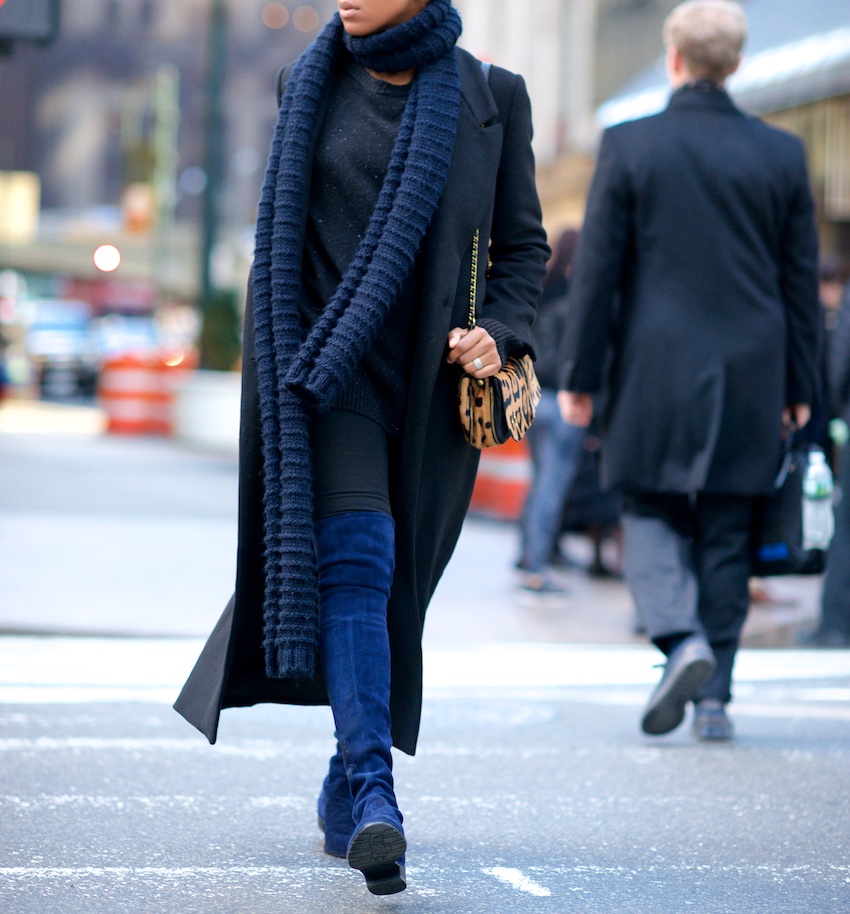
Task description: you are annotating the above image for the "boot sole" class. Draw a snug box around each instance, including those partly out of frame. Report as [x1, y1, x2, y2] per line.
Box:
[347, 822, 407, 895]
[641, 656, 715, 735]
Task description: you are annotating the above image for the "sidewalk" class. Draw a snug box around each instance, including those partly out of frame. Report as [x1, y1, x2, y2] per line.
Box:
[0, 398, 821, 646]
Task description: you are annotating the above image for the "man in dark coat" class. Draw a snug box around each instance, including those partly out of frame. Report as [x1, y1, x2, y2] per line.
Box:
[559, 0, 820, 740]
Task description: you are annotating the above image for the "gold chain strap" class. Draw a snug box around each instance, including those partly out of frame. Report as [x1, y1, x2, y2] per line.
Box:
[466, 229, 486, 388]
[467, 229, 480, 330]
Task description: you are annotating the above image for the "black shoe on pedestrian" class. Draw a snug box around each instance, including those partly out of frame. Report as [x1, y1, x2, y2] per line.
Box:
[796, 627, 849, 648]
[692, 699, 733, 741]
[641, 635, 716, 736]
[587, 561, 623, 580]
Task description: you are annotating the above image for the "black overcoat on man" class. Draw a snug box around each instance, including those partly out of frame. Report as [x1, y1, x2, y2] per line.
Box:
[560, 84, 820, 496]
[174, 48, 548, 756]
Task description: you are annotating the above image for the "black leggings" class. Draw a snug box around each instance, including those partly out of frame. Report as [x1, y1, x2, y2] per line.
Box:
[312, 409, 396, 520]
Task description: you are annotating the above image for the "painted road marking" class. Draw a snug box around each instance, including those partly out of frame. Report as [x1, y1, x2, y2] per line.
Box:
[484, 866, 552, 897]
[0, 736, 329, 757]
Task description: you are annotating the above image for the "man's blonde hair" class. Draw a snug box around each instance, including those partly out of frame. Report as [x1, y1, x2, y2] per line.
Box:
[663, 1, 747, 82]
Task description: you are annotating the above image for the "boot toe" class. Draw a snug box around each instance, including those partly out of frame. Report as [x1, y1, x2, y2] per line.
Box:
[317, 814, 350, 858]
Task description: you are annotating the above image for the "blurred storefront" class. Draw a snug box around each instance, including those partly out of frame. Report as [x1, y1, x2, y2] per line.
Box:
[459, 0, 850, 261]
[457, 0, 682, 228]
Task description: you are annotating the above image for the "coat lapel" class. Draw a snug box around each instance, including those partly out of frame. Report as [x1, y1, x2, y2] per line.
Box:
[425, 50, 502, 273]
[396, 51, 504, 520]
[412, 51, 503, 390]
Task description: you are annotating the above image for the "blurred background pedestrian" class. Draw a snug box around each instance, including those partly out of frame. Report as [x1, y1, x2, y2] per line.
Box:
[558, 0, 821, 742]
[803, 269, 850, 646]
[515, 227, 585, 599]
[0, 327, 10, 404]
[749, 254, 846, 607]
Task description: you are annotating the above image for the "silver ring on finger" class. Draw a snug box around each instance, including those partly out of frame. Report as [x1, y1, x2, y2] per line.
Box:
[473, 357, 484, 371]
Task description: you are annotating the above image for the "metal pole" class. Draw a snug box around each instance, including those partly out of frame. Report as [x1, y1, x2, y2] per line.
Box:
[152, 65, 180, 301]
[199, 0, 226, 322]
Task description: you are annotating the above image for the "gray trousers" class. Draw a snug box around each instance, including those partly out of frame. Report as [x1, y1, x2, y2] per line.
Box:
[622, 492, 755, 704]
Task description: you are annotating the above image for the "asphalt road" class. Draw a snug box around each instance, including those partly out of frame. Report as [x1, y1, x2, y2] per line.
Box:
[0, 637, 848, 914]
[1, 401, 848, 912]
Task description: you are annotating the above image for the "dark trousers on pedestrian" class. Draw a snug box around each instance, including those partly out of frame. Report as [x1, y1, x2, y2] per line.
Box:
[621, 491, 755, 704]
[518, 390, 586, 573]
[818, 452, 850, 641]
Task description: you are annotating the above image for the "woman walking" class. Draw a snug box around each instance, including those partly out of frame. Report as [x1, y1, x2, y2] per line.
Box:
[174, 0, 548, 895]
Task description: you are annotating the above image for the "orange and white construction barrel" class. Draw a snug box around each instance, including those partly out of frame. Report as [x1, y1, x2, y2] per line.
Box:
[97, 353, 159, 435]
[468, 436, 532, 521]
[148, 348, 199, 436]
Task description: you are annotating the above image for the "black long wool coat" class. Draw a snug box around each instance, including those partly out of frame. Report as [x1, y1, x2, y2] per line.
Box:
[560, 85, 820, 496]
[174, 49, 549, 755]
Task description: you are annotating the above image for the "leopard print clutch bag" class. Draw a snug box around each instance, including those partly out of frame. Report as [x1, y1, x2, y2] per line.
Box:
[457, 230, 541, 449]
[458, 353, 541, 448]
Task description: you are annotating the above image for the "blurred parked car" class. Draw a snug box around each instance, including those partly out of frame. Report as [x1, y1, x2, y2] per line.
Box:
[90, 313, 162, 360]
[22, 299, 99, 399]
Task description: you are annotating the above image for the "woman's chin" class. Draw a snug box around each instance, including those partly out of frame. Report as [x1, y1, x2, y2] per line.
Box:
[339, 7, 367, 34]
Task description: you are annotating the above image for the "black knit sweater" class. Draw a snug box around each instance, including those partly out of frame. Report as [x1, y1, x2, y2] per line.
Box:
[302, 62, 419, 434]
[300, 60, 522, 433]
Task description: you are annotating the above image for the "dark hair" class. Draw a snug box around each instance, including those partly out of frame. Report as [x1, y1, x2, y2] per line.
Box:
[819, 254, 845, 284]
[542, 228, 579, 293]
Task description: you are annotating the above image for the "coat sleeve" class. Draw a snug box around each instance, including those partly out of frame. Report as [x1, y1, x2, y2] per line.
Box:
[559, 127, 631, 393]
[779, 138, 820, 406]
[480, 71, 550, 352]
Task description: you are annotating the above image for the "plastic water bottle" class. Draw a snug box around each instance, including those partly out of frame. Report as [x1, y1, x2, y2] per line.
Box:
[802, 449, 834, 551]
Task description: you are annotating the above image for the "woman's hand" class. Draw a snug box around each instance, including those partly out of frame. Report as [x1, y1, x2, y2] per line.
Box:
[446, 326, 502, 378]
[783, 403, 811, 433]
[558, 391, 594, 427]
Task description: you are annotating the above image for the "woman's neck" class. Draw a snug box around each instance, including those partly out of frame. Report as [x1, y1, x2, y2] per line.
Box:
[366, 67, 415, 85]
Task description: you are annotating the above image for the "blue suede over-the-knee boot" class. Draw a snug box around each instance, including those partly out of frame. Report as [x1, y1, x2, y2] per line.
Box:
[316, 744, 353, 858]
[314, 510, 406, 896]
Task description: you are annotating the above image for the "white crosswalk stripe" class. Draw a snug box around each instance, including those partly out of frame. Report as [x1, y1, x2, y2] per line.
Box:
[0, 637, 847, 703]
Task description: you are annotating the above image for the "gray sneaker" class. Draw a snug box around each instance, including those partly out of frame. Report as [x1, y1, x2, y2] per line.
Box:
[518, 572, 567, 595]
[692, 698, 733, 741]
[516, 571, 568, 607]
[641, 635, 716, 735]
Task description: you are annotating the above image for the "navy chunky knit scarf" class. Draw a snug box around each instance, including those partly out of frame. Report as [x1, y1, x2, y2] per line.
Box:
[252, 0, 463, 681]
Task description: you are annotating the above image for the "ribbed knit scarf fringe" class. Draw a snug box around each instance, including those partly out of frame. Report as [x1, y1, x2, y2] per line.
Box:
[251, 1, 462, 681]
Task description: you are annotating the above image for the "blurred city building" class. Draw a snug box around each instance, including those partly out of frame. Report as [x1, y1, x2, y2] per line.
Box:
[0, 0, 848, 313]
[0, 0, 335, 309]
[458, 0, 683, 226]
